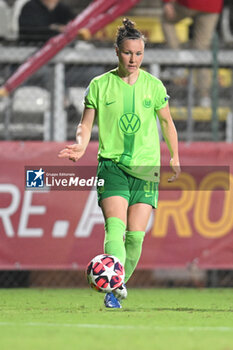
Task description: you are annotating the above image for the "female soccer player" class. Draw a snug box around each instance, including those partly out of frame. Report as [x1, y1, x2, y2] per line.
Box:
[59, 18, 180, 308]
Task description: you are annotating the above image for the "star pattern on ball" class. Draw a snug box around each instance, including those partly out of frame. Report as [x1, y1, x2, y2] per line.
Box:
[101, 264, 118, 282]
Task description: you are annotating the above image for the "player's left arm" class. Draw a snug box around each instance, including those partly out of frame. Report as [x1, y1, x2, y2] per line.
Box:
[157, 103, 181, 182]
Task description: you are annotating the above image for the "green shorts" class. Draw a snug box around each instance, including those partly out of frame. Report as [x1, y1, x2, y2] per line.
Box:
[97, 159, 159, 208]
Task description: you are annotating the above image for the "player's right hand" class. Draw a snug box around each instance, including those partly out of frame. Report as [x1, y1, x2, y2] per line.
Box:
[58, 144, 85, 162]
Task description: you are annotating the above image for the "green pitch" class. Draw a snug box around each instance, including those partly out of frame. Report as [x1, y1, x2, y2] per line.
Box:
[0, 288, 232, 350]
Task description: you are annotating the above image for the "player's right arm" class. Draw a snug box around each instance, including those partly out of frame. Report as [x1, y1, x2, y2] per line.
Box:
[58, 107, 95, 162]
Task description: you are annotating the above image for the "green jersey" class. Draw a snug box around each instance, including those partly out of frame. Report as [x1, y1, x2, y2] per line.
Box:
[85, 68, 168, 182]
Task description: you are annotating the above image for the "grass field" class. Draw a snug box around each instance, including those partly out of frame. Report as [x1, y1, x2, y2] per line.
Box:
[0, 288, 232, 350]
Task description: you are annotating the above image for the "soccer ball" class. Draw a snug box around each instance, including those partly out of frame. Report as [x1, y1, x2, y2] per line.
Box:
[86, 254, 125, 293]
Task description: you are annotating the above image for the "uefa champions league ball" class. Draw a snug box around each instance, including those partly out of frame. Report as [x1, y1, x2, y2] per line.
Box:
[86, 254, 125, 293]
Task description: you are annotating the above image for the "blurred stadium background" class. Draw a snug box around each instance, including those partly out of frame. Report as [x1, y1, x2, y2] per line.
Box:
[0, 0, 233, 289]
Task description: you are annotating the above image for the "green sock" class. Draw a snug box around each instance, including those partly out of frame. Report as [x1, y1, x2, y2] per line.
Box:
[124, 231, 145, 283]
[104, 217, 126, 265]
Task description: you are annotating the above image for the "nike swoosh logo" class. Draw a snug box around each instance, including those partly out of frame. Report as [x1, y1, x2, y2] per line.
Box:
[106, 101, 116, 106]
[145, 194, 153, 198]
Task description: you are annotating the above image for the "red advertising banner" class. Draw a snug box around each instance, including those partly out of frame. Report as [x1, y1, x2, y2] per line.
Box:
[0, 141, 232, 270]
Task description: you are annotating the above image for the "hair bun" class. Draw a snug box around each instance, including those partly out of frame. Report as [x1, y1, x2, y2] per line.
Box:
[115, 17, 145, 48]
[123, 18, 135, 32]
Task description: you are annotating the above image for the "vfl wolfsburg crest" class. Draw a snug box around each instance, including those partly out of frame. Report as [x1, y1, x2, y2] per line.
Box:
[143, 96, 152, 108]
[119, 113, 141, 135]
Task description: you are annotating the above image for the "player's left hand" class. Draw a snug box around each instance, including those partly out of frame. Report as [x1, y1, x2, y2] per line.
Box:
[168, 158, 181, 182]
